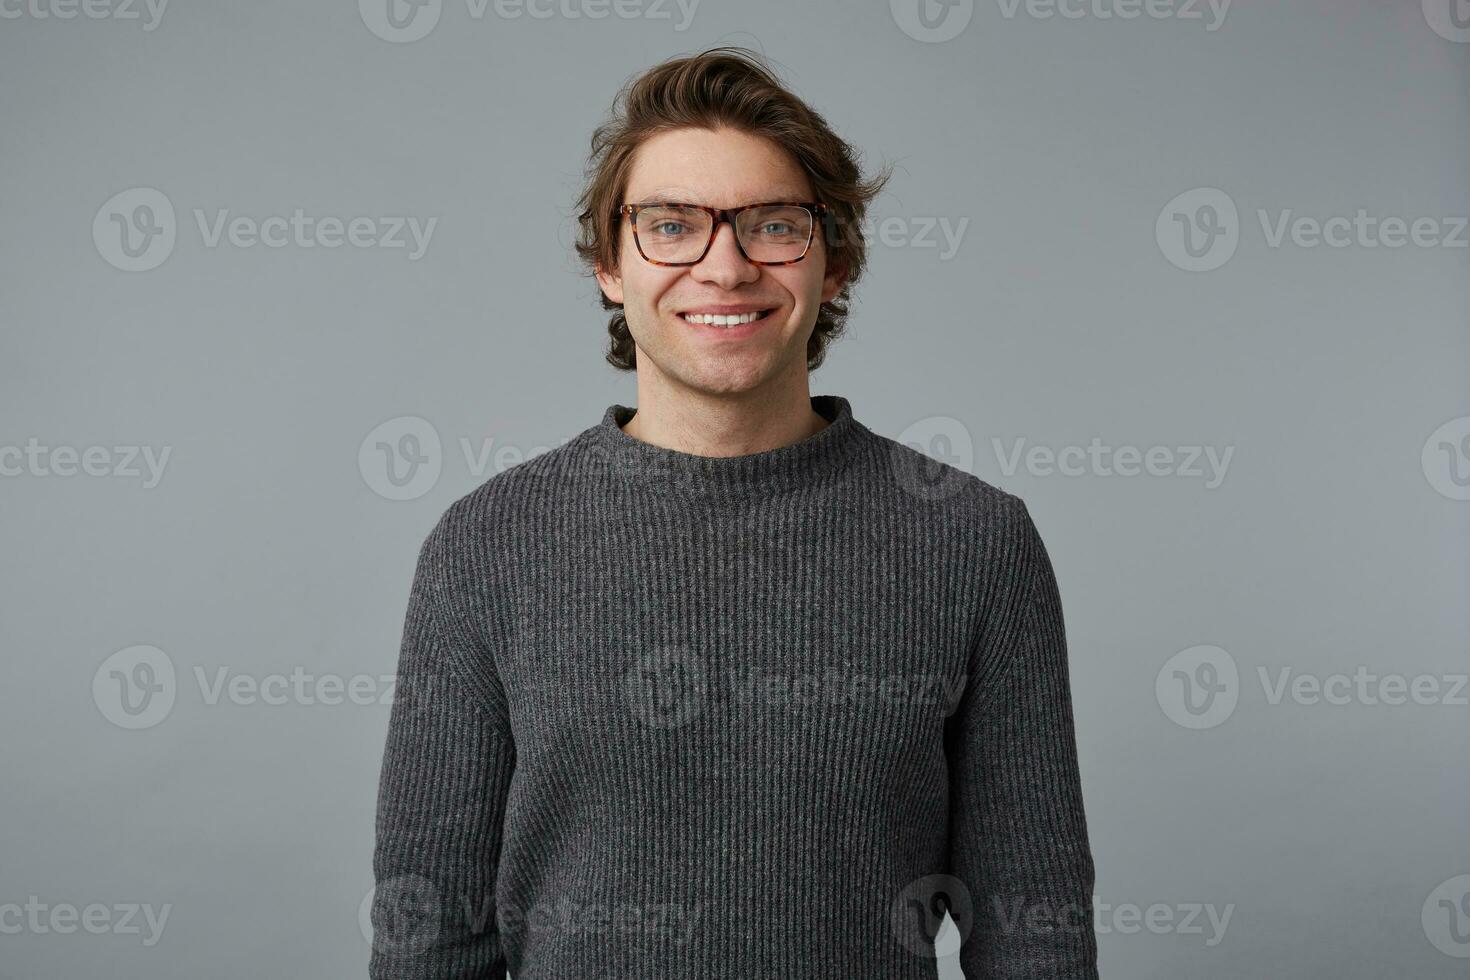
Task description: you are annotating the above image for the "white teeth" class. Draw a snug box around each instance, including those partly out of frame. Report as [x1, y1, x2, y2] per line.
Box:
[680, 310, 768, 326]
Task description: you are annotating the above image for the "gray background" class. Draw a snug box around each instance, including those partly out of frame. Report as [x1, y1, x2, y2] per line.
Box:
[3, 0, 1468, 976]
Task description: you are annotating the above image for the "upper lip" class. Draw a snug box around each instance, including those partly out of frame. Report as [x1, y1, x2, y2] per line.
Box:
[677, 305, 774, 315]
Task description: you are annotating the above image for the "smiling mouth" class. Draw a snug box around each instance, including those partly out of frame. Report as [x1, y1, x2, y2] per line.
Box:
[677, 309, 775, 327]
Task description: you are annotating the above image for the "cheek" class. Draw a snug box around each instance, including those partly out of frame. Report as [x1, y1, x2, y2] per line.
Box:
[626, 268, 680, 308]
[774, 269, 822, 304]
[623, 273, 684, 333]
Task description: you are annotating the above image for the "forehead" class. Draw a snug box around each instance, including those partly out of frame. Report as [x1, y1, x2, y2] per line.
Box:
[625, 127, 812, 205]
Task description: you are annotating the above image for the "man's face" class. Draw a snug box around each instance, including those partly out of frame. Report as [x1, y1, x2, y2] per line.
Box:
[595, 126, 846, 397]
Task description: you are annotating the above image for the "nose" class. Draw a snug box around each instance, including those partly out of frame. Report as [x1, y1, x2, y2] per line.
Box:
[690, 218, 759, 289]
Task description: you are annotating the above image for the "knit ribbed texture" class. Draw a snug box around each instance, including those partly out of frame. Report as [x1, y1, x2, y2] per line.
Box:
[370, 394, 1098, 979]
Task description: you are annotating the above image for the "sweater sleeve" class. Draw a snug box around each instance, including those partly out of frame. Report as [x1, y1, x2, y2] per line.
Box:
[370, 515, 515, 979]
[944, 497, 1098, 979]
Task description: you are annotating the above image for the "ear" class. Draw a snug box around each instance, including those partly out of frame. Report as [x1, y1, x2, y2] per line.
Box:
[595, 259, 624, 305]
[820, 257, 848, 305]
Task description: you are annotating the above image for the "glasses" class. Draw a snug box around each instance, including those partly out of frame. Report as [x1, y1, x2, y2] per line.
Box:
[618, 201, 827, 266]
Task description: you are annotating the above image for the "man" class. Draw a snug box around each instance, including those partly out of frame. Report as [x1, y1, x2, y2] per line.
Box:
[370, 46, 1098, 979]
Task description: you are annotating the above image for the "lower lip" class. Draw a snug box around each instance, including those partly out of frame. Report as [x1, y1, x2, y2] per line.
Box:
[677, 309, 775, 339]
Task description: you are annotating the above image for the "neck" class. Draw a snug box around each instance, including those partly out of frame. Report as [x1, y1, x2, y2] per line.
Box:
[622, 361, 828, 458]
[591, 391, 864, 506]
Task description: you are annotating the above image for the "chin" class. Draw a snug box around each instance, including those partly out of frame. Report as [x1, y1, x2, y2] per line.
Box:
[679, 364, 772, 396]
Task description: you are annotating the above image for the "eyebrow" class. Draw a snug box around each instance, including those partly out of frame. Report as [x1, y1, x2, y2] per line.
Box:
[629, 190, 810, 205]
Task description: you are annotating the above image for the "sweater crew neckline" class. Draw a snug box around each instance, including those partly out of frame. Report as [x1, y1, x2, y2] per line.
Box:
[591, 393, 865, 500]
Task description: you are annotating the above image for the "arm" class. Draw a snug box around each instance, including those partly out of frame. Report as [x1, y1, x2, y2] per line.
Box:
[370, 514, 515, 979]
[945, 497, 1098, 979]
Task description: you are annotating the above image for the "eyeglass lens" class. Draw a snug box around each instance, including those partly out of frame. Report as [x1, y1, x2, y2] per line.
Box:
[634, 205, 814, 263]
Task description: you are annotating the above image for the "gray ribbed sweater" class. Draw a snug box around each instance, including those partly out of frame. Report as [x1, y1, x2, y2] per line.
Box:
[370, 394, 1098, 979]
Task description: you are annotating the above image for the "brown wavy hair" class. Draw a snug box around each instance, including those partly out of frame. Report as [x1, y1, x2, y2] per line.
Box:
[573, 46, 893, 372]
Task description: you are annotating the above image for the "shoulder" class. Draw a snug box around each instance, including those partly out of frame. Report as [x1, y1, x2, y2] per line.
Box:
[416, 426, 601, 570]
[854, 425, 1053, 589]
[859, 425, 1036, 531]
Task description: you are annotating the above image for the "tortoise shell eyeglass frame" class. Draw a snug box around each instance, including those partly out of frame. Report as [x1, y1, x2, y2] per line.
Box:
[616, 202, 831, 267]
